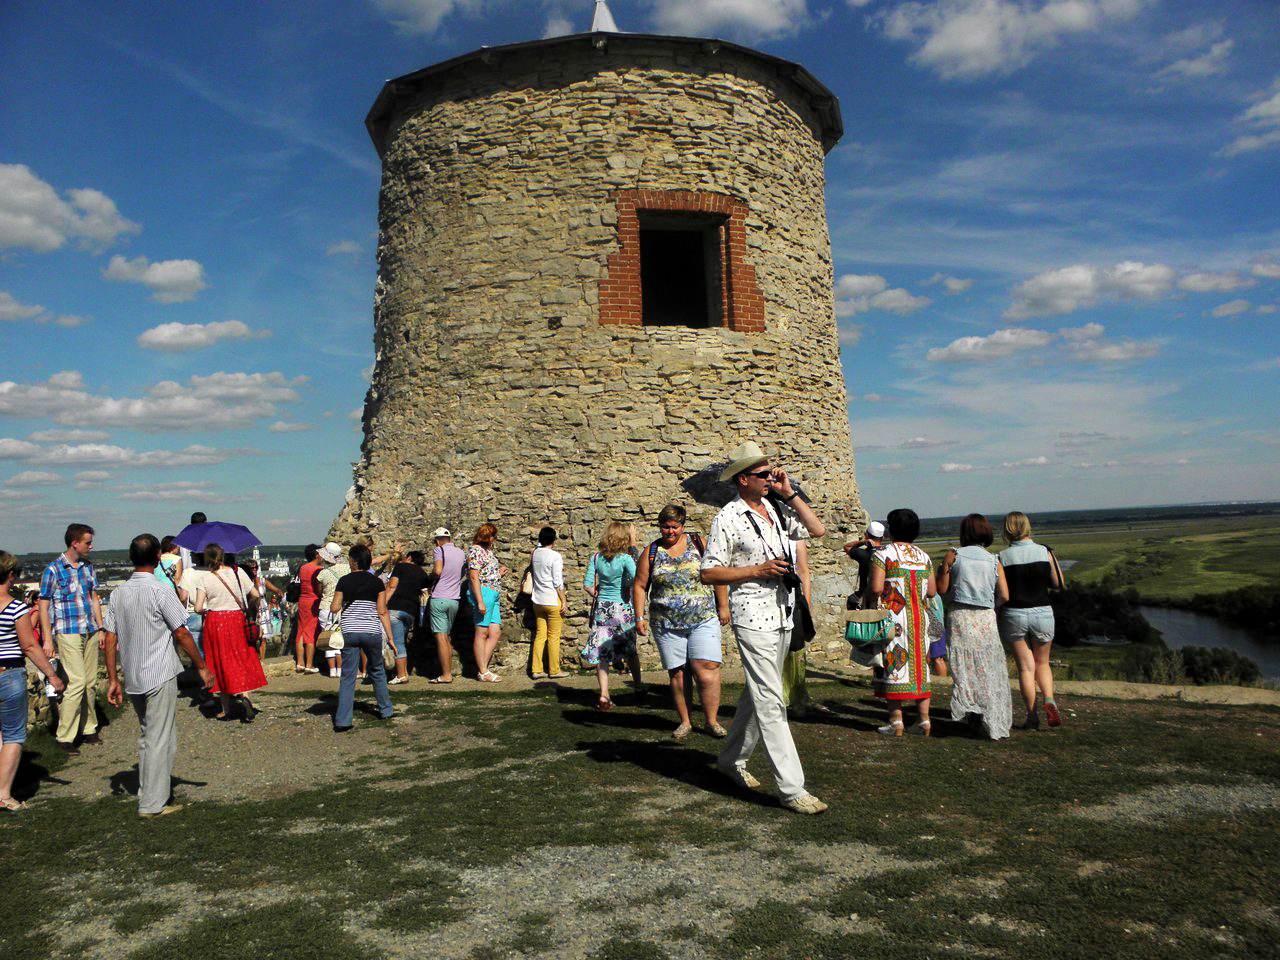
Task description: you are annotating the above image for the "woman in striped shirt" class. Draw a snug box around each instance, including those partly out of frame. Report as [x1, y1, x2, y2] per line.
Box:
[330, 543, 395, 732]
[1, 551, 65, 811]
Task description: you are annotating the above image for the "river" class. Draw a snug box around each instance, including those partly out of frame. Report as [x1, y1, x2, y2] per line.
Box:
[1138, 605, 1280, 680]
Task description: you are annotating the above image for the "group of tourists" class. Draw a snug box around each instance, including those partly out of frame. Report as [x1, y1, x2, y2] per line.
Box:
[0, 438, 1064, 818]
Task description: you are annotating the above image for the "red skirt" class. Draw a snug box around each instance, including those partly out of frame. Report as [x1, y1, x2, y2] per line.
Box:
[203, 610, 267, 696]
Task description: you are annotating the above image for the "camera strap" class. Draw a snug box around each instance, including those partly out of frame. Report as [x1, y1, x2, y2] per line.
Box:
[744, 509, 786, 562]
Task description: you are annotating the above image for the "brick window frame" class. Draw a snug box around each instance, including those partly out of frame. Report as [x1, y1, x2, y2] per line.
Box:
[598, 189, 765, 332]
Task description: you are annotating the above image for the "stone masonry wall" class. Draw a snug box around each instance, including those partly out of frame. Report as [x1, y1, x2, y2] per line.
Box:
[332, 39, 867, 672]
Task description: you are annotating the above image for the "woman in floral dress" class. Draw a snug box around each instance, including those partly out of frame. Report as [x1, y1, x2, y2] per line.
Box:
[581, 521, 637, 711]
[467, 524, 508, 682]
[868, 508, 936, 736]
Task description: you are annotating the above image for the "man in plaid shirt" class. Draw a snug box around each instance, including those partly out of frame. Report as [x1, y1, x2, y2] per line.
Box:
[39, 522, 104, 754]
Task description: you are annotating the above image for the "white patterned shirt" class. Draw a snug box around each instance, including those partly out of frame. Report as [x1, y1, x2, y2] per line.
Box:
[702, 496, 808, 632]
[103, 572, 191, 695]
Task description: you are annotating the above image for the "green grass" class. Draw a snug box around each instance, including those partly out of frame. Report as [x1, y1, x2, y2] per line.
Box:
[4, 680, 1279, 960]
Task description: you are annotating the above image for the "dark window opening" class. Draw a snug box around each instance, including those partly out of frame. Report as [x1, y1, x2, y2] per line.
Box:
[639, 215, 725, 328]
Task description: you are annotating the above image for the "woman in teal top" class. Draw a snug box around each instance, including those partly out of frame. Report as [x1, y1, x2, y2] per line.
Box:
[581, 521, 637, 711]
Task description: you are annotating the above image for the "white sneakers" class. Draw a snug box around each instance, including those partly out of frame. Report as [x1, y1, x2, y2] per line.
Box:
[782, 793, 829, 815]
[719, 765, 762, 789]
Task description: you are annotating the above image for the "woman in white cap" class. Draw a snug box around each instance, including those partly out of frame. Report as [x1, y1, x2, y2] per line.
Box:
[314, 542, 350, 679]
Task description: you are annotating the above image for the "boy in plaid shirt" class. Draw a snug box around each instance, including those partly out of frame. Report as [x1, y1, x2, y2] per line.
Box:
[39, 522, 104, 754]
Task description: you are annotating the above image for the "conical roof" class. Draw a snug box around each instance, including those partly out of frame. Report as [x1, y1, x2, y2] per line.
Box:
[591, 1, 620, 33]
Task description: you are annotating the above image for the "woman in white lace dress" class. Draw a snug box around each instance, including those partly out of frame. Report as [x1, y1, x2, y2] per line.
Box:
[936, 514, 1012, 740]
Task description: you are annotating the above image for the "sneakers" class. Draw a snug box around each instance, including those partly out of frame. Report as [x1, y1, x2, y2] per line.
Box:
[906, 720, 932, 737]
[877, 721, 905, 737]
[719, 765, 761, 789]
[1044, 701, 1063, 728]
[782, 793, 829, 816]
[139, 804, 184, 818]
[530, 672, 548, 680]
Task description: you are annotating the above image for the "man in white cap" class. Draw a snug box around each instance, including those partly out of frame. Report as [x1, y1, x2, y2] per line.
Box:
[845, 521, 886, 609]
[700, 441, 828, 815]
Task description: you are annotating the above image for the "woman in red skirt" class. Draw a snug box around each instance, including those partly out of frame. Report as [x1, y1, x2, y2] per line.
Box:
[195, 543, 267, 721]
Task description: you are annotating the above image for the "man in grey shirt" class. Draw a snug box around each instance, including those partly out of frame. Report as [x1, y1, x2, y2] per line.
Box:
[104, 533, 213, 818]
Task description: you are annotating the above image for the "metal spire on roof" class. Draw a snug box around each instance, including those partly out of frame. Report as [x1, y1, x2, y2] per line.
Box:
[591, 0, 621, 33]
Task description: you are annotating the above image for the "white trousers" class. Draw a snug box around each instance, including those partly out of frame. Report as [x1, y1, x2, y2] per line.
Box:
[718, 624, 806, 800]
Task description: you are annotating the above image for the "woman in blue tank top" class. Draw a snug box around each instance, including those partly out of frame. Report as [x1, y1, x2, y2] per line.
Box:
[937, 514, 1011, 739]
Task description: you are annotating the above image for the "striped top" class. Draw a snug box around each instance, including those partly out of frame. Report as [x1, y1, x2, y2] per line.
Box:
[103, 572, 190, 695]
[0, 599, 31, 663]
[335, 571, 385, 635]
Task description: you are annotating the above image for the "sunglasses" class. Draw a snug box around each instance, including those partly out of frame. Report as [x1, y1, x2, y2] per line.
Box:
[743, 469, 773, 479]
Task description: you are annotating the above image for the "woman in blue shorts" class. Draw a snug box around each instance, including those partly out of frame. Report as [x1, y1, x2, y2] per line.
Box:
[632, 506, 728, 738]
[467, 524, 508, 683]
[1, 551, 64, 811]
[998, 512, 1065, 730]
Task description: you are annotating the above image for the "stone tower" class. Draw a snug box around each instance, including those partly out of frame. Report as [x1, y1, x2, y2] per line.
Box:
[332, 29, 865, 666]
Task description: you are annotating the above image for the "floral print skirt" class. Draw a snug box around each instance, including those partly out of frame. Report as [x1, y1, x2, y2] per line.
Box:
[580, 600, 636, 669]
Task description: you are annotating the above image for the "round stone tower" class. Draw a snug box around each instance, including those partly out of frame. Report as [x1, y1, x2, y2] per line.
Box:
[333, 30, 865, 665]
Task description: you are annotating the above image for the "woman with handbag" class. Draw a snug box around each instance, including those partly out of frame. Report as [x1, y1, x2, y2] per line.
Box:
[867, 508, 936, 736]
[194, 543, 266, 722]
[330, 543, 395, 731]
[467, 524, 508, 682]
[937, 514, 1012, 740]
[997, 512, 1065, 730]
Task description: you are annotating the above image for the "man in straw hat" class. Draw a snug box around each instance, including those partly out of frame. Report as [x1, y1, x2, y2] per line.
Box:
[700, 441, 829, 814]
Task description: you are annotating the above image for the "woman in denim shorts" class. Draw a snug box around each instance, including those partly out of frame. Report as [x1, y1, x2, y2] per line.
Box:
[997, 512, 1065, 730]
[0, 551, 65, 811]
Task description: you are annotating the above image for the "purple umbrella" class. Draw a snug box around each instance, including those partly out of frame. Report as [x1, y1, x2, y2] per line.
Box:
[173, 521, 262, 554]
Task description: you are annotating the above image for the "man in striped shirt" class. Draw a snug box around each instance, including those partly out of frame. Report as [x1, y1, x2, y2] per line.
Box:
[104, 534, 213, 818]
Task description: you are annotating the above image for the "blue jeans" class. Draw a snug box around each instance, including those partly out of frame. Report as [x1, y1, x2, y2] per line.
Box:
[0, 668, 28, 745]
[186, 612, 204, 658]
[335, 632, 393, 729]
[388, 610, 413, 660]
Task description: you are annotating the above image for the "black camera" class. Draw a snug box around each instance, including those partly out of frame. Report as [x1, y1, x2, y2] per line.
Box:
[780, 560, 803, 592]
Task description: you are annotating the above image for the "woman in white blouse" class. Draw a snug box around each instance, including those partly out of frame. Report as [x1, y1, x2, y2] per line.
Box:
[194, 543, 267, 722]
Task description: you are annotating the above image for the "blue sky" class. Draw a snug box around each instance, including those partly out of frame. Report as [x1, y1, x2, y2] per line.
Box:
[2, 0, 1278, 551]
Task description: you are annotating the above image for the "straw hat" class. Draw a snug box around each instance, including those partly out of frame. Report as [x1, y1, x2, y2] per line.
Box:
[719, 441, 771, 482]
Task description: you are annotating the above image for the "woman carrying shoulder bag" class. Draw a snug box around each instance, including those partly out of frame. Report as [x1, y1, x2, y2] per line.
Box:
[194, 543, 266, 722]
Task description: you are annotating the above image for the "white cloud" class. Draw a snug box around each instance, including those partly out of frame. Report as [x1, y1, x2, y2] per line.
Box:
[928, 273, 973, 293]
[1258, 305, 1278, 315]
[543, 12, 573, 37]
[1178, 271, 1256, 293]
[928, 327, 1053, 362]
[28, 428, 109, 443]
[863, 393, 883, 403]
[137, 320, 270, 351]
[1058, 323, 1161, 362]
[104, 255, 208, 303]
[930, 322, 1159, 363]
[6, 470, 62, 486]
[348, 407, 364, 421]
[998, 456, 1050, 468]
[1253, 259, 1280, 280]
[838, 323, 864, 347]
[0, 291, 44, 322]
[45, 314, 86, 328]
[835, 273, 931, 316]
[267, 420, 312, 433]
[1155, 38, 1233, 82]
[74, 470, 111, 487]
[648, 0, 811, 38]
[371, 0, 473, 34]
[875, 0, 1150, 80]
[326, 240, 361, 256]
[1006, 261, 1173, 319]
[941, 462, 974, 472]
[0, 439, 258, 468]
[0, 164, 139, 253]
[1210, 299, 1251, 318]
[0, 371, 305, 432]
[48, 371, 84, 389]
[1221, 80, 1280, 157]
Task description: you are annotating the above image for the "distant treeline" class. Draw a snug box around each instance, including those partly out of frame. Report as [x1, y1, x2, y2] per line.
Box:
[1120, 645, 1262, 687]
[1049, 583, 1162, 647]
[1170, 584, 1280, 645]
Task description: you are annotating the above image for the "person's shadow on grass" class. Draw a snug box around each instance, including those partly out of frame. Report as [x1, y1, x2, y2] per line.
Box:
[576, 735, 776, 809]
[108, 764, 209, 799]
[11, 747, 64, 801]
